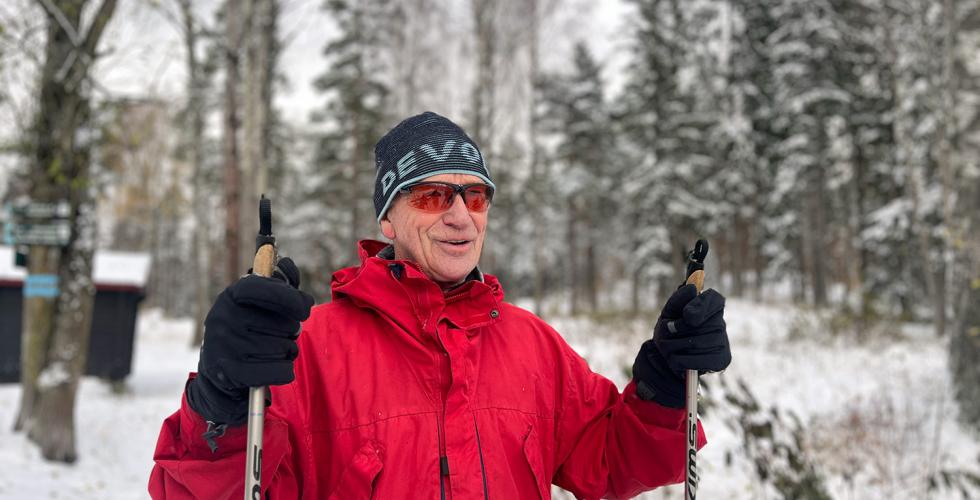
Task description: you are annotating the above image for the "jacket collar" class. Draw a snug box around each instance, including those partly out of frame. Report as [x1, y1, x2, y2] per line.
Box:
[331, 240, 504, 336]
[375, 243, 485, 285]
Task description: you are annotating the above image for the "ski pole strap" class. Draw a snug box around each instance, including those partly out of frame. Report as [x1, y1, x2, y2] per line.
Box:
[202, 421, 228, 454]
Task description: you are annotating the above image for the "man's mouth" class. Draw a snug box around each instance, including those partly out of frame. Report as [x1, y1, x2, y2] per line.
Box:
[435, 238, 474, 252]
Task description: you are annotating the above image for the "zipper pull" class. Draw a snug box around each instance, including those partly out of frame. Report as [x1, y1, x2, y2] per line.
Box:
[440, 455, 450, 476]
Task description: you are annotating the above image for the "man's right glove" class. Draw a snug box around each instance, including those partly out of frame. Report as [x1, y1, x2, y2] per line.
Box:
[632, 283, 731, 408]
[186, 257, 315, 425]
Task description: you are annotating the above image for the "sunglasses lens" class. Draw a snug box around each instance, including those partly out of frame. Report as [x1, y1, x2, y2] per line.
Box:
[463, 185, 493, 212]
[406, 184, 454, 212]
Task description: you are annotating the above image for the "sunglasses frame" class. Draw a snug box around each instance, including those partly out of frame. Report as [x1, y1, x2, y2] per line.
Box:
[398, 181, 495, 213]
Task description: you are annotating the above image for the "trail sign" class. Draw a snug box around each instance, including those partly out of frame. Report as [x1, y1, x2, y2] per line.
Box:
[3, 221, 72, 246]
[1, 200, 72, 246]
[7, 201, 71, 219]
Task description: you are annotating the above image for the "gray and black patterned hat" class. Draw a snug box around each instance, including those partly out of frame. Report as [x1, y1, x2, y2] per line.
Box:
[373, 112, 495, 222]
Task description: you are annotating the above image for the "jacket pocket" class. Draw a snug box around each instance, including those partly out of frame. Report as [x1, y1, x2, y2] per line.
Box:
[522, 425, 550, 500]
[327, 440, 384, 500]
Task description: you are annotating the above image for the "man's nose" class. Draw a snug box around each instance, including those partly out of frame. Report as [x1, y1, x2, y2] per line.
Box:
[441, 194, 470, 225]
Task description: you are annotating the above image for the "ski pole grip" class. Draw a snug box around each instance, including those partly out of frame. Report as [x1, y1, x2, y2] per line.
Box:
[253, 196, 275, 277]
[253, 245, 275, 277]
[686, 269, 704, 294]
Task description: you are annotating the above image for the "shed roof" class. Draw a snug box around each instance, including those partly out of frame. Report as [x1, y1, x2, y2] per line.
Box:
[0, 246, 151, 289]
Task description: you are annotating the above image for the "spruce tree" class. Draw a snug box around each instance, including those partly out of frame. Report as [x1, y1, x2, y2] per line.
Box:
[550, 43, 616, 313]
[618, 0, 717, 304]
[766, 0, 857, 306]
[727, 0, 783, 298]
[305, 0, 393, 276]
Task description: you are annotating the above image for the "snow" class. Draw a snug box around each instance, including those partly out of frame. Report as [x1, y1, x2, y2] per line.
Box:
[36, 361, 71, 390]
[0, 246, 150, 288]
[1, 299, 976, 499]
[0, 309, 198, 499]
[538, 298, 979, 499]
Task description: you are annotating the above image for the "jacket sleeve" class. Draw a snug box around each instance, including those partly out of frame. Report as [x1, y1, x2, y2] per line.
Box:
[147, 375, 312, 499]
[551, 344, 706, 500]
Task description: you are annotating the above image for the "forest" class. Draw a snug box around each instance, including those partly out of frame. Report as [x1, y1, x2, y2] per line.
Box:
[0, 0, 977, 498]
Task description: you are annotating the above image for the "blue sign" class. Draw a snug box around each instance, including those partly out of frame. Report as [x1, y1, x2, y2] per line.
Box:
[24, 274, 59, 298]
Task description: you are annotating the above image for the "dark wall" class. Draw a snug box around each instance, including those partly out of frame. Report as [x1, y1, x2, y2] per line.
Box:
[0, 285, 145, 383]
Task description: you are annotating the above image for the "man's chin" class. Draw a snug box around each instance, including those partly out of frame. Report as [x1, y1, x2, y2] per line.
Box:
[430, 265, 476, 288]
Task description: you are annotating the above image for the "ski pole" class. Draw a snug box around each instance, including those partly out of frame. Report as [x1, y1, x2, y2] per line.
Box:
[683, 239, 708, 500]
[245, 195, 276, 500]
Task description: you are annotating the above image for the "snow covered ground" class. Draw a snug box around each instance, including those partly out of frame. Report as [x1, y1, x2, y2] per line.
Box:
[0, 311, 198, 500]
[0, 299, 977, 499]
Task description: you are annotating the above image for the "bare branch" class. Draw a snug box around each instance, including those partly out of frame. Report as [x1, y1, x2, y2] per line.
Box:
[79, 0, 118, 58]
[34, 0, 81, 45]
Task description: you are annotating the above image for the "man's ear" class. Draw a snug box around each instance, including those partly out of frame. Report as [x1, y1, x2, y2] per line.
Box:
[380, 216, 396, 239]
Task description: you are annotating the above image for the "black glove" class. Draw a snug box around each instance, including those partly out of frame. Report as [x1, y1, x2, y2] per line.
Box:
[186, 257, 315, 425]
[632, 284, 731, 408]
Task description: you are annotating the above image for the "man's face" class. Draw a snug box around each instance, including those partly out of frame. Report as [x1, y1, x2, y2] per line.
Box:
[380, 173, 490, 288]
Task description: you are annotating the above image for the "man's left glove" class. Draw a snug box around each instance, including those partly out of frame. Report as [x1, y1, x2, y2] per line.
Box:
[632, 283, 731, 408]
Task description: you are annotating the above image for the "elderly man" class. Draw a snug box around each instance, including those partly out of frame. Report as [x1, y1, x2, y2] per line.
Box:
[149, 112, 731, 499]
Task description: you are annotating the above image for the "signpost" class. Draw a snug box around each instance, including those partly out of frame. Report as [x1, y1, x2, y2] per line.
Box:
[5, 221, 72, 246]
[2, 201, 72, 247]
[7, 201, 72, 220]
[2, 201, 72, 270]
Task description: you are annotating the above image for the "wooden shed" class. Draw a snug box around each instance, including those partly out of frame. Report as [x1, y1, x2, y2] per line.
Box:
[0, 246, 151, 383]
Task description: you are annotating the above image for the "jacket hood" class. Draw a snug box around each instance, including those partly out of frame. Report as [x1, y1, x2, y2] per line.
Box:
[330, 240, 504, 336]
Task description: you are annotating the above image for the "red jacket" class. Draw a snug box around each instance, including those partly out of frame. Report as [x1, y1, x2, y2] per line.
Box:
[149, 240, 705, 499]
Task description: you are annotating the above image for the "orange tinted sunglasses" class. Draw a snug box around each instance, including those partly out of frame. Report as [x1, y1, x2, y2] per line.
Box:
[398, 182, 495, 213]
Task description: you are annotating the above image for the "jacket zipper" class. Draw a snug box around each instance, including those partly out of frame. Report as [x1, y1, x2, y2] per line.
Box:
[438, 409, 449, 500]
[436, 321, 489, 499]
[474, 416, 490, 499]
[436, 330, 450, 500]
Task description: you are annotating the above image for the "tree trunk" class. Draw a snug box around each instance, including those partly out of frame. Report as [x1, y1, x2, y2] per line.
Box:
[223, 0, 242, 283]
[178, 0, 211, 346]
[15, 0, 118, 463]
[240, 0, 277, 270]
[239, 0, 258, 272]
[810, 134, 829, 307]
[731, 215, 745, 297]
[846, 122, 867, 309]
[934, 0, 957, 338]
[14, 246, 59, 432]
[349, 117, 364, 261]
[528, 0, 544, 316]
[949, 109, 979, 430]
[567, 198, 579, 316]
[951, 272, 980, 429]
[471, 0, 496, 155]
[585, 227, 598, 313]
[630, 266, 641, 314]
[29, 195, 97, 462]
[254, 0, 276, 200]
[945, 0, 980, 431]
[950, 142, 979, 429]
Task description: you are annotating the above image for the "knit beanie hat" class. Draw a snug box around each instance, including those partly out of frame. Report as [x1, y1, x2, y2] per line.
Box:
[373, 111, 494, 222]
